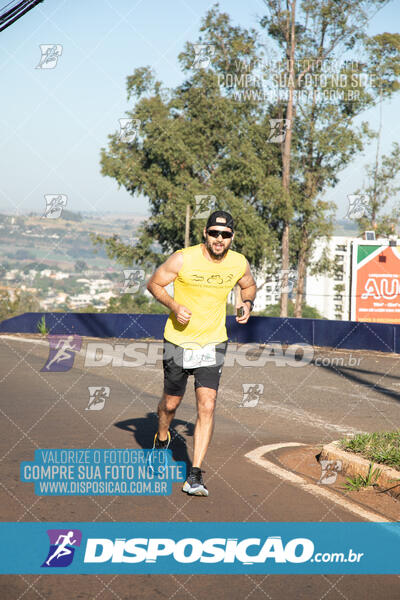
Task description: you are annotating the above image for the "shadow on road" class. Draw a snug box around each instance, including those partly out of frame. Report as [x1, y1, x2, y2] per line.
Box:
[310, 360, 400, 404]
[114, 412, 194, 472]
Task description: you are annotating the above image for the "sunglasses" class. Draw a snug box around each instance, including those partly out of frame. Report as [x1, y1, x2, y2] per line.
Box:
[207, 229, 233, 239]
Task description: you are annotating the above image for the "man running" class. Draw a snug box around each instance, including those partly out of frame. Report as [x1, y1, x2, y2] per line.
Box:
[146, 210, 256, 496]
[45, 531, 76, 566]
[45, 335, 77, 371]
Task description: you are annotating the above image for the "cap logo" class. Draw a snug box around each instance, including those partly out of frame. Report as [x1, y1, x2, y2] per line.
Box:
[216, 217, 226, 223]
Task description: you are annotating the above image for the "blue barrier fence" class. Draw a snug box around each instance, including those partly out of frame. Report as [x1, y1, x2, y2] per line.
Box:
[1, 312, 400, 353]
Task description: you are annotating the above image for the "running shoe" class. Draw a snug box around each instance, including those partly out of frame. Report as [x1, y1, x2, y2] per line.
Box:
[182, 467, 208, 496]
[152, 430, 171, 450]
[146, 431, 171, 475]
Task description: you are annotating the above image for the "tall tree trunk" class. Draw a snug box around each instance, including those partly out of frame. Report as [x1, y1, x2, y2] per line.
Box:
[294, 228, 308, 317]
[280, 0, 296, 317]
[294, 76, 318, 318]
[185, 203, 190, 247]
[280, 223, 290, 316]
[372, 86, 383, 230]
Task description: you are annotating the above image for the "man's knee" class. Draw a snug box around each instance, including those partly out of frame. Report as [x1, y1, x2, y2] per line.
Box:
[197, 394, 217, 418]
[160, 394, 181, 413]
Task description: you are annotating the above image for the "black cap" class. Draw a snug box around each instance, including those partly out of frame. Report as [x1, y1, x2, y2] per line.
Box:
[206, 210, 234, 231]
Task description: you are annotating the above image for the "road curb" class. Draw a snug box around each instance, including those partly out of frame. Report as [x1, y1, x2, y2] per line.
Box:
[320, 441, 400, 499]
[246, 443, 392, 522]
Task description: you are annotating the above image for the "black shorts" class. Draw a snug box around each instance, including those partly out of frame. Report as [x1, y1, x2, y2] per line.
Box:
[162, 338, 228, 396]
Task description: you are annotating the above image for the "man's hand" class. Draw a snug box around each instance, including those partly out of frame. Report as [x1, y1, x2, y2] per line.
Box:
[236, 261, 256, 325]
[174, 304, 192, 325]
[236, 303, 251, 324]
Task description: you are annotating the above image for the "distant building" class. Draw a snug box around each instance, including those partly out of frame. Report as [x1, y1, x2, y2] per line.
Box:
[227, 268, 282, 313]
[68, 294, 93, 308]
[91, 279, 113, 290]
[305, 235, 394, 321]
[305, 236, 353, 320]
[41, 293, 68, 310]
[4, 269, 19, 281]
[253, 272, 282, 311]
[96, 291, 114, 303]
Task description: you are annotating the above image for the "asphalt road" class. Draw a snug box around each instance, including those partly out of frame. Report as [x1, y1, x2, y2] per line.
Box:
[0, 335, 399, 599]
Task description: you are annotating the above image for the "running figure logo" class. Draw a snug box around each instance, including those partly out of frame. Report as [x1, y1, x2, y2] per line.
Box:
[86, 386, 110, 410]
[345, 194, 369, 220]
[274, 269, 297, 295]
[42, 194, 67, 219]
[268, 119, 290, 143]
[192, 44, 215, 69]
[119, 118, 141, 143]
[318, 460, 342, 485]
[41, 335, 82, 372]
[41, 529, 82, 568]
[193, 195, 217, 220]
[121, 269, 145, 294]
[36, 44, 63, 69]
[240, 384, 264, 407]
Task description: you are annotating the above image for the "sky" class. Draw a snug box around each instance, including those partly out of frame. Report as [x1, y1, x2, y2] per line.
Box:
[0, 0, 399, 219]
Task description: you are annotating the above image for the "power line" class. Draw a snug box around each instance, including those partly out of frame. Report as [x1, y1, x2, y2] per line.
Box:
[1, 0, 24, 12]
[0, 0, 44, 33]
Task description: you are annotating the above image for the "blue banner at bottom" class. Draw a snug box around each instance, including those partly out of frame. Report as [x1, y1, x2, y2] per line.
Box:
[0, 522, 399, 574]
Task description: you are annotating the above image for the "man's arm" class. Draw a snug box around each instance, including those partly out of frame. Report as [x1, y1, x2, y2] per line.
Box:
[236, 261, 256, 324]
[146, 252, 192, 325]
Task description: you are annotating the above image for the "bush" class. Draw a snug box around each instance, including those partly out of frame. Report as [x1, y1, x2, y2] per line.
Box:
[254, 300, 323, 319]
[340, 431, 400, 471]
[0, 290, 40, 322]
[105, 293, 169, 314]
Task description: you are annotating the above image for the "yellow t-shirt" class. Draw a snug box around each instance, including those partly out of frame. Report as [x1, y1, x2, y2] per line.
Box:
[163, 244, 247, 348]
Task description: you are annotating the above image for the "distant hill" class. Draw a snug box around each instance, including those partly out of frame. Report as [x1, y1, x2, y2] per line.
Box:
[332, 219, 359, 237]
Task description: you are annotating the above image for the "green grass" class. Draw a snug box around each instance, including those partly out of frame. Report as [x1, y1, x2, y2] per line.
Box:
[339, 431, 400, 472]
[37, 315, 48, 335]
[344, 463, 381, 491]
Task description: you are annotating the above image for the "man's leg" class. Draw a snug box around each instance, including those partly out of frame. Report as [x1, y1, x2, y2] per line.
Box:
[193, 386, 217, 468]
[157, 393, 183, 441]
[181, 386, 216, 497]
[156, 338, 188, 447]
[182, 342, 226, 496]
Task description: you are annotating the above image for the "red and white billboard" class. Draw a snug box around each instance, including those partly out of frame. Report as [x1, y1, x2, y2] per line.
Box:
[351, 242, 400, 323]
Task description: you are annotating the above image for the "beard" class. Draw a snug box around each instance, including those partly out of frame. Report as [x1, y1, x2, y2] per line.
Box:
[205, 237, 232, 260]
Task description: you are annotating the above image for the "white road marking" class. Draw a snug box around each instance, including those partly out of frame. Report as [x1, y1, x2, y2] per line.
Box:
[245, 442, 392, 523]
[264, 403, 362, 436]
[308, 385, 395, 406]
[228, 392, 362, 436]
[0, 335, 161, 372]
[0, 335, 48, 346]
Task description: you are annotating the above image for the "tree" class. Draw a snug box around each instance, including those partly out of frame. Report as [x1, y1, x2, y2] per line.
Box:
[354, 32, 400, 237]
[260, 1, 400, 316]
[255, 299, 323, 319]
[0, 290, 40, 322]
[96, 7, 282, 274]
[355, 142, 400, 236]
[260, 0, 298, 317]
[106, 293, 168, 314]
[96, 3, 400, 320]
